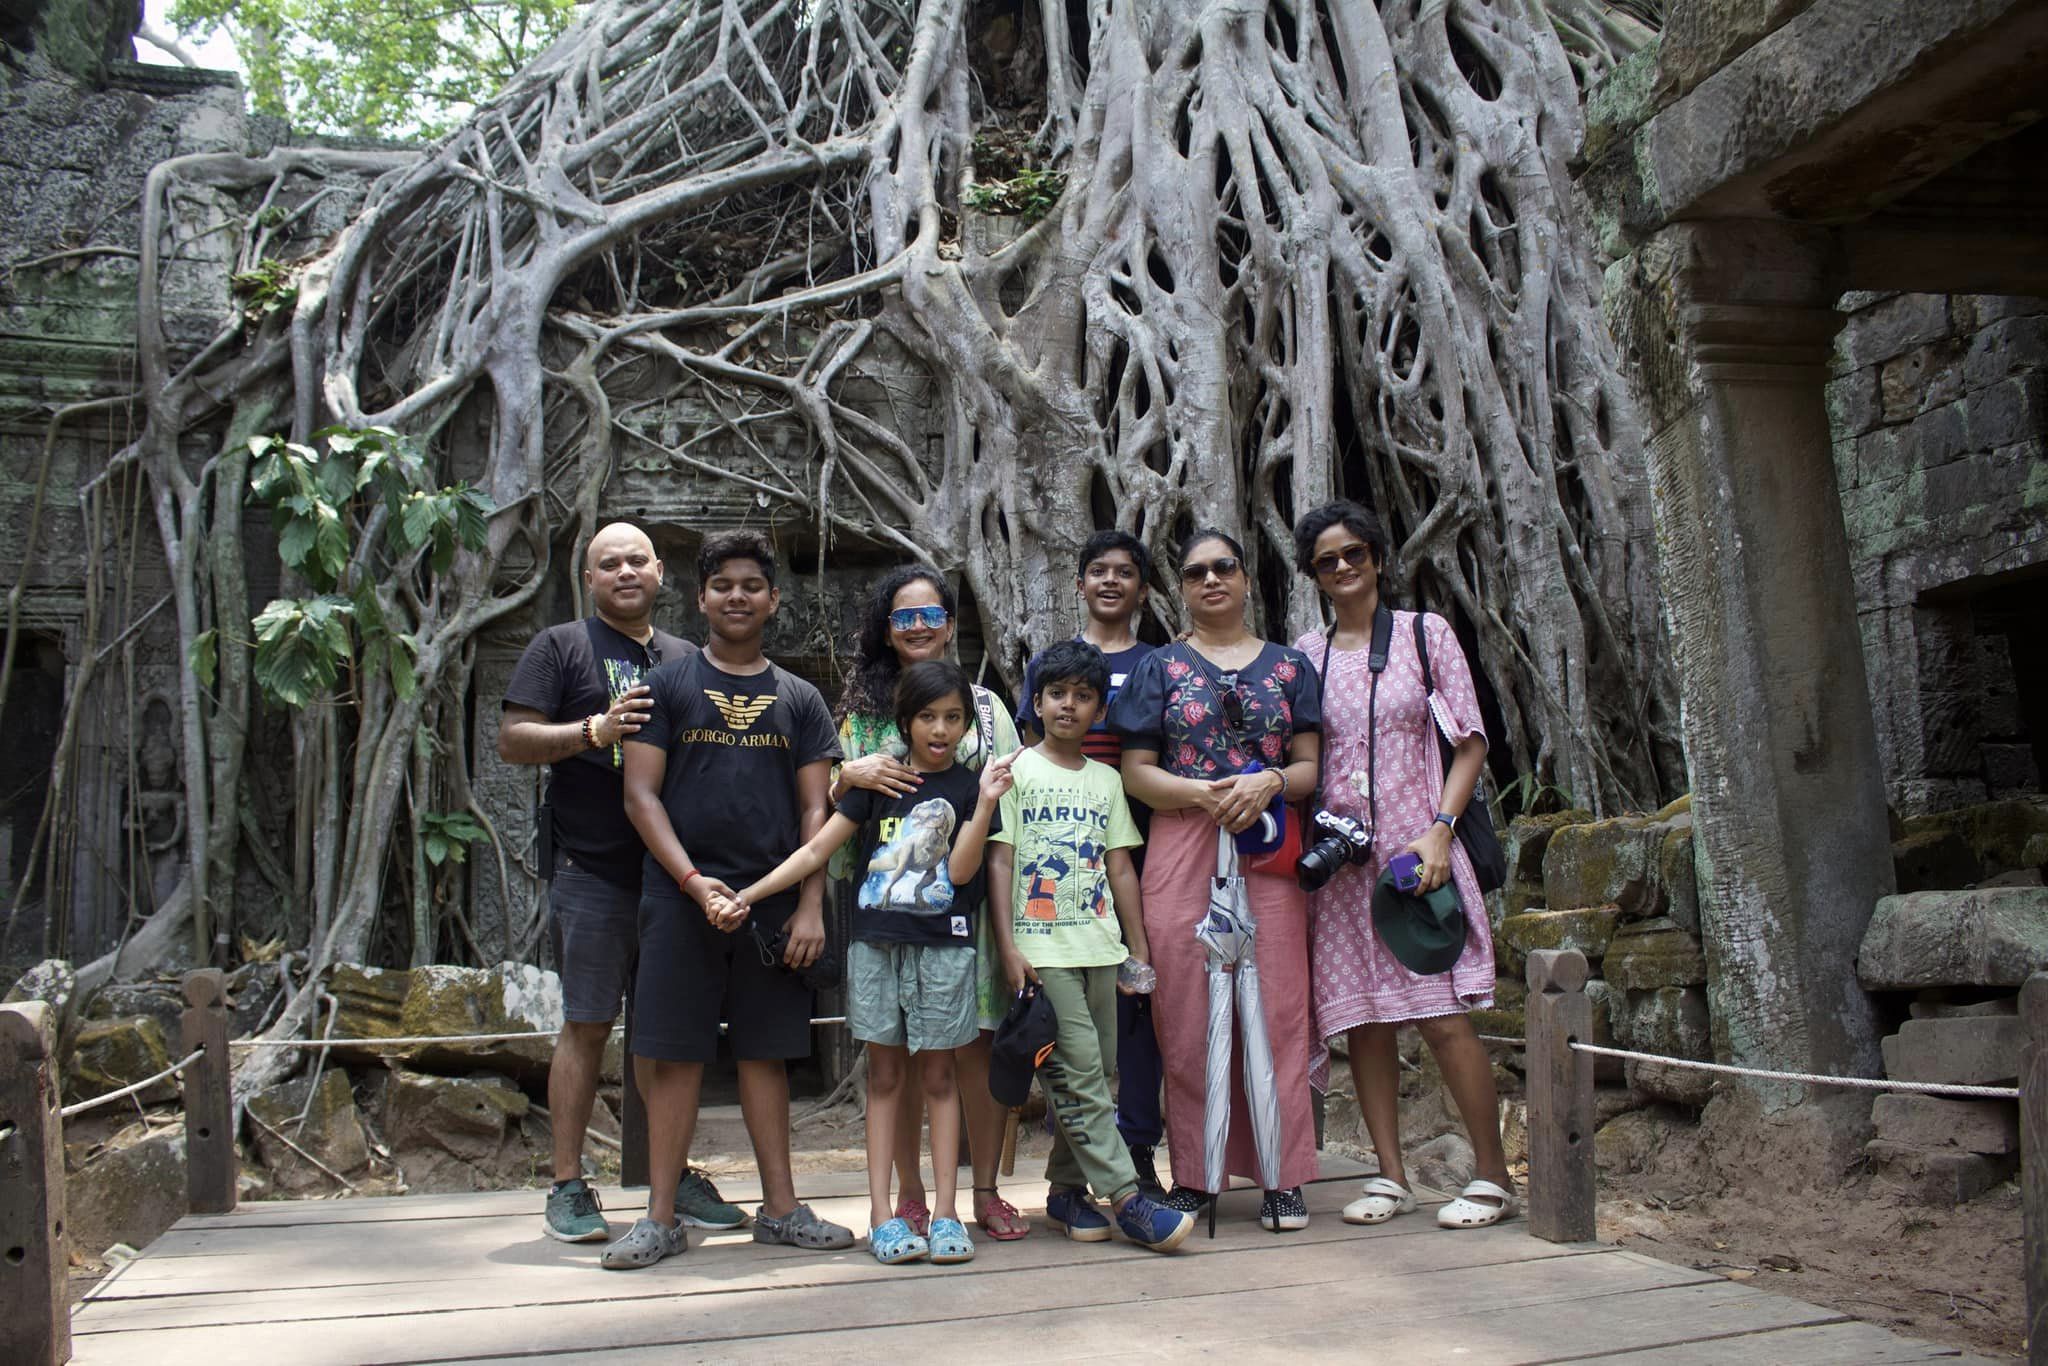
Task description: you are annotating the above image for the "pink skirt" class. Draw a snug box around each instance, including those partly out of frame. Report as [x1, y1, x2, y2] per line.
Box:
[1141, 808, 1320, 1192]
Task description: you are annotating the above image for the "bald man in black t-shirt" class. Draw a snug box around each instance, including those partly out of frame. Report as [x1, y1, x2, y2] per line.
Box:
[501, 523, 707, 1244]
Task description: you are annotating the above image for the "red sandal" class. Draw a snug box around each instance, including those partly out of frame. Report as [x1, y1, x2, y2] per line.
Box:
[973, 1186, 1030, 1241]
[893, 1196, 932, 1238]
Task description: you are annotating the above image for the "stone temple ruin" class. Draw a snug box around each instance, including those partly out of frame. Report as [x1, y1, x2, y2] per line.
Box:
[0, 0, 2044, 1244]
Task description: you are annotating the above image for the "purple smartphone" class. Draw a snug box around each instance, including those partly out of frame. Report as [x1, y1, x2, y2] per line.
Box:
[1389, 851, 1423, 891]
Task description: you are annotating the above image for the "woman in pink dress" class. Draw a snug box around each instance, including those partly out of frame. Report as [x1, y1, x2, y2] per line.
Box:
[1291, 501, 1515, 1230]
[1109, 528, 1325, 1232]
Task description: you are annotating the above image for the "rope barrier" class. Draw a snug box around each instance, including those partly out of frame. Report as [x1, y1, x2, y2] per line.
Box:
[59, 1047, 206, 1118]
[229, 1017, 850, 1049]
[1478, 1032, 2019, 1100]
[1567, 1041, 2022, 1100]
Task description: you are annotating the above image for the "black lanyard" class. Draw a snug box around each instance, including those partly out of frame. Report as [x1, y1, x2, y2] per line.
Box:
[1315, 605, 1394, 836]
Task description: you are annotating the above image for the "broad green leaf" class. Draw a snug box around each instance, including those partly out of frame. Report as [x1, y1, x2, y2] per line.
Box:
[189, 629, 218, 689]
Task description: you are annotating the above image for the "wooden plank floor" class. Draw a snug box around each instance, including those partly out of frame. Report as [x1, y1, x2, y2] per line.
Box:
[71, 1158, 1991, 1364]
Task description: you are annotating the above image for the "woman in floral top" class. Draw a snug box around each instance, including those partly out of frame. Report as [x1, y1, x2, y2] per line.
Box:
[1108, 529, 1323, 1231]
[831, 564, 1027, 1240]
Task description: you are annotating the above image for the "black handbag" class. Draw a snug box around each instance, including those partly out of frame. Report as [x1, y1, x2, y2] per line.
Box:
[1412, 614, 1508, 894]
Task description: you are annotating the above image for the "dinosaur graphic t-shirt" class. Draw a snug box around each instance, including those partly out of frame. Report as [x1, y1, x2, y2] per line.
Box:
[634, 651, 840, 889]
[835, 763, 994, 947]
[502, 617, 692, 888]
[991, 747, 1143, 969]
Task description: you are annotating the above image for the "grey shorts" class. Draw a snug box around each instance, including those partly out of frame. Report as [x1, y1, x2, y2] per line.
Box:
[848, 940, 978, 1054]
[550, 860, 639, 1024]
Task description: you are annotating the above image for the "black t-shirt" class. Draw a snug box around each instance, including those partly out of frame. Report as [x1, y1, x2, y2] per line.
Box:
[836, 764, 996, 947]
[502, 617, 693, 888]
[632, 651, 841, 890]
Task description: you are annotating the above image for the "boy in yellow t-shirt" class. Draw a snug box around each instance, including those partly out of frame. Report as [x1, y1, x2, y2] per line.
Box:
[988, 640, 1193, 1253]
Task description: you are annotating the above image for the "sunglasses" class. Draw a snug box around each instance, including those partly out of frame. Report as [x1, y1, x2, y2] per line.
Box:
[889, 605, 950, 632]
[1179, 556, 1243, 584]
[1219, 685, 1245, 732]
[1311, 543, 1375, 578]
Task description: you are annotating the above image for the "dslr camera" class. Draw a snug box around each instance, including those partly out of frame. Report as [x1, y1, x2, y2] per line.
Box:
[1296, 810, 1374, 892]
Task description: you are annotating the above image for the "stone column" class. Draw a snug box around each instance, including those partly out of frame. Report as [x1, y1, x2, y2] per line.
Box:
[470, 639, 546, 963]
[1609, 221, 1889, 1097]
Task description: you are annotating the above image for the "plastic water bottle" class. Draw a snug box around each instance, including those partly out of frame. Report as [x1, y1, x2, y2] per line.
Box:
[1118, 957, 1157, 993]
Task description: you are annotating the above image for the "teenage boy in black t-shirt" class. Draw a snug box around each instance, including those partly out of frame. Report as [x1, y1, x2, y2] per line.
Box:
[608, 530, 851, 1269]
[1015, 529, 1167, 1197]
[500, 522, 696, 1244]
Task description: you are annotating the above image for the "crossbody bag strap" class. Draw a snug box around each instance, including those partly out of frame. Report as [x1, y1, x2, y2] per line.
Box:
[1365, 605, 1393, 840]
[972, 683, 998, 766]
[1412, 611, 1435, 694]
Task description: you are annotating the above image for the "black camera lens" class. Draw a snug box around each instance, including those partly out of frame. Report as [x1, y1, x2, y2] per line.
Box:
[1297, 838, 1347, 892]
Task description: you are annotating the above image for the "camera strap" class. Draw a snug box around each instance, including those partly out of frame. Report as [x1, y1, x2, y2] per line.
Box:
[1314, 604, 1394, 840]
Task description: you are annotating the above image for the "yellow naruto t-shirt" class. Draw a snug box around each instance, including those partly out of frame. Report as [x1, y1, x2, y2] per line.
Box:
[991, 747, 1143, 969]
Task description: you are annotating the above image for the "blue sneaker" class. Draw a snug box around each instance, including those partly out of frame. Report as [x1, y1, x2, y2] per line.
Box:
[1044, 1187, 1112, 1242]
[1116, 1193, 1195, 1252]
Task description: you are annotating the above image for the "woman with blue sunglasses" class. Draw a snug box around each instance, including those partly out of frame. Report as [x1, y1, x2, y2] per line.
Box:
[831, 564, 1029, 1242]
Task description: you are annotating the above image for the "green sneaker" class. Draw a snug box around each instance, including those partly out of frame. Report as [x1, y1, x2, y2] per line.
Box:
[677, 1169, 747, 1230]
[543, 1178, 609, 1243]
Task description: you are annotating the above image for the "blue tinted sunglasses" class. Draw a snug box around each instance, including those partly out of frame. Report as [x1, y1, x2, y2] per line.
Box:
[889, 605, 950, 632]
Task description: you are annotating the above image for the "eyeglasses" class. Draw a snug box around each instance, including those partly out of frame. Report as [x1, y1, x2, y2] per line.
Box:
[889, 605, 950, 632]
[1311, 543, 1374, 578]
[1179, 556, 1242, 584]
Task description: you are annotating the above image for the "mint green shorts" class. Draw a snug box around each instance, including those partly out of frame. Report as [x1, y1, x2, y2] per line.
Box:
[847, 940, 978, 1053]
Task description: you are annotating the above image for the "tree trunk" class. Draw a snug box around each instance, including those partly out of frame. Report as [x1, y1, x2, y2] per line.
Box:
[67, 0, 1676, 1023]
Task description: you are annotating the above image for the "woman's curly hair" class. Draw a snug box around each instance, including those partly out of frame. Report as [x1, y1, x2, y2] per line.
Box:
[836, 563, 958, 723]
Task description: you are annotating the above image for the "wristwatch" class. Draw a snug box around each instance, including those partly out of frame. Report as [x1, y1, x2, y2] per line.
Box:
[1433, 811, 1458, 832]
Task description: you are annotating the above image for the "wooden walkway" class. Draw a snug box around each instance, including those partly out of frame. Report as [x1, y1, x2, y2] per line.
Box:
[70, 1159, 1989, 1364]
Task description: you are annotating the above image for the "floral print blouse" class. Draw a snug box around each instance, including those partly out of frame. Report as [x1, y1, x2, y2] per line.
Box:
[1107, 641, 1322, 778]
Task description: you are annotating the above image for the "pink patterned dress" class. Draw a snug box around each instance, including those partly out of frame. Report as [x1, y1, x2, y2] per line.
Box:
[1295, 612, 1495, 1089]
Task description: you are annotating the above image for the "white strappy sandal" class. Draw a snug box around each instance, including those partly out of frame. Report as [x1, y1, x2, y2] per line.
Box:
[1341, 1176, 1417, 1225]
[1436, 1178, 1519, 1229]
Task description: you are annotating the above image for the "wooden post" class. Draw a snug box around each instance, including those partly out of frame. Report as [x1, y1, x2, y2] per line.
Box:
[1, 1000, 69, 1366]
[2021, 972, 2048, 1365]
[620, 985, 648, 1187]
[1526, 948, 1596, 1243]
[180, 970, 235, 1215]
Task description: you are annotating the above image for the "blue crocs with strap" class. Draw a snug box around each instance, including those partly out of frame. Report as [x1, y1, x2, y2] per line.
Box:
[868, 1216, 930, 1265]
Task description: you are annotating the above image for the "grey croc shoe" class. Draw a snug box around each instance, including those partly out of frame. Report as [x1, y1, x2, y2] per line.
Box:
[752, 1202, 855, 1250]
[600, 1216, 687, 1269]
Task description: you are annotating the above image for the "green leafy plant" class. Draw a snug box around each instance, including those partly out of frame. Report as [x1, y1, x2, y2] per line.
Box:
[245, 425, 493, 708]
[229, 258, 299, 320]
[418, 810, 488, 866]
[962, 165, 1068, 223]
[1491, 771, 1578, 821]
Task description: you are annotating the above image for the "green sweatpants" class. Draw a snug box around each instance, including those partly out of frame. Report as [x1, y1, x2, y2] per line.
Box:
[1036, 964, 1139, 1205]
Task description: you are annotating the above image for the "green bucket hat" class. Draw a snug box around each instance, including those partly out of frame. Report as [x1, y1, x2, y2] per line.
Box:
[1370, 868, 1467, 975]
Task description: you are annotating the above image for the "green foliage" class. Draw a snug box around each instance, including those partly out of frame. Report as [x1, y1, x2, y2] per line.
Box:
[1493, 771, 1577, 821]
[961, 166, 1067, 223]
[246, 426, 493, 708]
[188, 629, 219, 690]
[165, 0, 579, 138]
[229, 258, 299, 320]
[418, 810, 488, 866]
[252, 594, 355, 707]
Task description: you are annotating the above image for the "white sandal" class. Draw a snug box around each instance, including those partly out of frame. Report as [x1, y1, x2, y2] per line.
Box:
[1341, 1176, 1417, 1225]
[1437, 1179, 1518, 1229]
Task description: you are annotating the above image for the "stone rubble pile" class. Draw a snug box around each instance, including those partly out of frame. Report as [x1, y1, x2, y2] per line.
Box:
[1853, 800, 2048, 1205]
[2, 957, 598, 1259]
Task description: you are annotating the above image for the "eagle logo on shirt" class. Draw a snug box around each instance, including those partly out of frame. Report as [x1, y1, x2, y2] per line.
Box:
[706, 690, 776, 732]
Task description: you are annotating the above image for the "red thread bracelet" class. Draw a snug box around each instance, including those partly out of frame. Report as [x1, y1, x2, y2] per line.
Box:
[679, 868, 701, 891]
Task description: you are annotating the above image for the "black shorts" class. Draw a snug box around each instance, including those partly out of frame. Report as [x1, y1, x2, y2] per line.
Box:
[549, 860, 639, 1024]
[632, 889, 814, 1063]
